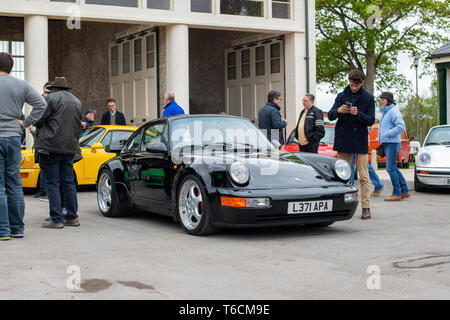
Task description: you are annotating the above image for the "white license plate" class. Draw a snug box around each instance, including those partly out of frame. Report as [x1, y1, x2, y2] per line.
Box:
[288, 200, 333, 215]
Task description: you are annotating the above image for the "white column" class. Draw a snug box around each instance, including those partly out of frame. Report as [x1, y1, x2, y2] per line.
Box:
[284, 32, 306, 133]
[24, 15, 49, 149]
[166, 24, 190, 114]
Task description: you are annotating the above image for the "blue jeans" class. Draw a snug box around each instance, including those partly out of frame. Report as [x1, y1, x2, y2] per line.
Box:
[0, 136, 25, 237]
[384, 143, 409, 197]
[369, 163, 384, 191]
[39, 153, 78, 223]
[350, 154, 384, 191]
[39, 171, 47, 193]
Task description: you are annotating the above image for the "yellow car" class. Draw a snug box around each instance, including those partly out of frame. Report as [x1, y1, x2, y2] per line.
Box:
[20, 125, 137, 188]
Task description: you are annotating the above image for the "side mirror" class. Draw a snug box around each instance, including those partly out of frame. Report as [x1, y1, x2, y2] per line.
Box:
[271, 140, 281, 149]
[146, 142, 168, 154]
[91, 142, 103, 152]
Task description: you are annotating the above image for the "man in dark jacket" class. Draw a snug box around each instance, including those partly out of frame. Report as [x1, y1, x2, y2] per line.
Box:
[101, 99, 126, 125]
[258, 90, 288, 145]
[35, 77, 82, 228]
[295, 94, 325, 153]
[328, 70, 375, 220]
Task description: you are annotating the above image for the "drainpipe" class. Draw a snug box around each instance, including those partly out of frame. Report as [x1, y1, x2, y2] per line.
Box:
[305, 0, 311, 93]
[155, 27, 161, 118]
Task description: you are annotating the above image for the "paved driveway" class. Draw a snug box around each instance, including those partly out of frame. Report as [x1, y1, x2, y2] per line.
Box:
[1, 168, 449, 300]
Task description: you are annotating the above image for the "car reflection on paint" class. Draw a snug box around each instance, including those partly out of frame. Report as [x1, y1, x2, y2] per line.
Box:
[96, 115, 358, 236]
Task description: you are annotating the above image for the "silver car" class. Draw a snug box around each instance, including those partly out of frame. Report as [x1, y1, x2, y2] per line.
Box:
[414, 125, 450, 191]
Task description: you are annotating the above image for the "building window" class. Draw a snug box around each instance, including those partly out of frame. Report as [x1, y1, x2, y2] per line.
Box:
[134, 39, 142, 72]
[85, 0, 138, 7]
[255, 46, 265, 76]
[221, 0, 264, 17]
[111, 46, 119, 76]
[241, 49, 250, 78]
[123, 42, 130, 74]
[272, 0, 290, 19]
[191, 0, 212, 13]
[270, 43, 281, 74]
[146, 35, 155, 69]
[148, 0, 170, 10]
[227, 52, 237, 80]
[0, 41, 25, 80]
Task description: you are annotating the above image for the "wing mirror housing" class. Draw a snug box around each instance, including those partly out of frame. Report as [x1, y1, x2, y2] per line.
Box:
[91, 142, 104, 152]
[146, 142, 168, 154]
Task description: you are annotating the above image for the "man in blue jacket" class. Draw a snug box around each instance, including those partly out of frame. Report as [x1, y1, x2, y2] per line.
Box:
[328, 70, 375, 220]
[163, 91, 185, 117]
[258, 90, 288, 145]
[101, 99, 126, 125]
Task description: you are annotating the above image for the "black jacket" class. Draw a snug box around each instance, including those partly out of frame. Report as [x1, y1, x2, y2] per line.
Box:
[258, 101, 287, 144]
[328, 86, 375, 154]
[101, 110, 126, 125]
[294, 106, 325, 146]
[34, 90, 82, 156]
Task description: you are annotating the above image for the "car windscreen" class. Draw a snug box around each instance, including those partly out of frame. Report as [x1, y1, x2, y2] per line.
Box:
[170, 117, 276, 151]
[101, 130, 134, 150]
[79, 127, 106, 148]
[424, 127, 450, 146]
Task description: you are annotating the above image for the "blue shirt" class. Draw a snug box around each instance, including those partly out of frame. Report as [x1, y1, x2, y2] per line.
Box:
[163, 101, 185, 117]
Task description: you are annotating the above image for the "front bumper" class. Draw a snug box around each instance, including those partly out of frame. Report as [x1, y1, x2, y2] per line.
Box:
[20, 168, 40, 188]
[416, 167, 450, 188]
[206, 186, 358, 228]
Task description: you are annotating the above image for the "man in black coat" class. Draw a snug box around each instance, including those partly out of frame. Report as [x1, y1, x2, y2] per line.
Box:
[34, 77, 82, 228]
[101, 99, 126, 125]
[328, 70, 375, 220]
[295, 94, 325, 153]
[258, 90, 288, 145]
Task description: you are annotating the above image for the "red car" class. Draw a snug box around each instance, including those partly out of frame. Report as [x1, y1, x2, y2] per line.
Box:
[282, 125, 338, 158]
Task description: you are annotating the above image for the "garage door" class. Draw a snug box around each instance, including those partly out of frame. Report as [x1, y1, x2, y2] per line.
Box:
[225, 38, 285, 124]
[109, 31, 158, 126]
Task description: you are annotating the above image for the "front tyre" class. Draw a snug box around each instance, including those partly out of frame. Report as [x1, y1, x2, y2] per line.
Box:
[177, 175, 217, 236]
[97, 169, 126, 217]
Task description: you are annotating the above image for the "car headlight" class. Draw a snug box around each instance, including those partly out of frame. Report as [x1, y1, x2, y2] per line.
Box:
[228, 161, 250, 185]
[418, 152, 431, 166]
[334, 159, 351, 181]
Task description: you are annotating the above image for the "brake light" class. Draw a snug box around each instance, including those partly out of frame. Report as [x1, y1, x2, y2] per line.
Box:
[418, 171, 429, 175]
[20, 173, 29, 179]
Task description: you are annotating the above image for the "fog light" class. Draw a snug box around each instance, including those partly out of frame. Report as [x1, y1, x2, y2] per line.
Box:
[220, 196, 271, 208]
[246, 198, 271, 208]
[344, 193, 357, 203]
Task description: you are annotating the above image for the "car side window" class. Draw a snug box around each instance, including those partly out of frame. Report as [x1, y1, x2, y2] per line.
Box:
[140, 123, 168, 152]
[124, 129, 143, 153]
[102, 131, 135, 151]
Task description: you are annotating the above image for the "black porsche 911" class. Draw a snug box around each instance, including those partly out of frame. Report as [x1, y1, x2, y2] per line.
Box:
[96, 115, 358, 236]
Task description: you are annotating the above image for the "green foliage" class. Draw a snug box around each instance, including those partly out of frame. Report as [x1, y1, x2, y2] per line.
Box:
[316, 0, 450, 94]
[399, 82, 439, 143]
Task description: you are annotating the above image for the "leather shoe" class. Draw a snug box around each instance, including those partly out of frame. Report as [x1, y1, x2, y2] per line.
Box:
[385, 195, 403, 201]
[361, 208, 371, 220]
[401, 192, 411, 199]
[371, 188, 384, 196]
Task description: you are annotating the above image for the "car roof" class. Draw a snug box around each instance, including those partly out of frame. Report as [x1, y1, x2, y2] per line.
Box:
[93, 125, 138, 131]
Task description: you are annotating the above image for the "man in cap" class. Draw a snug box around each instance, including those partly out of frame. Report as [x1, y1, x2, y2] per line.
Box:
[82, 109, 96, 132]
[34, 77, 82, 229]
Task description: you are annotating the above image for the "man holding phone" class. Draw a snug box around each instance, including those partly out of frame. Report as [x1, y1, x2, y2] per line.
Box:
[328, 70, 375, 220]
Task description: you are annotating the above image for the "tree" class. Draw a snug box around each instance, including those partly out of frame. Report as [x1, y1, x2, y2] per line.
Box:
[400, 82, 439, 144]
[316, 0, 450, 94]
